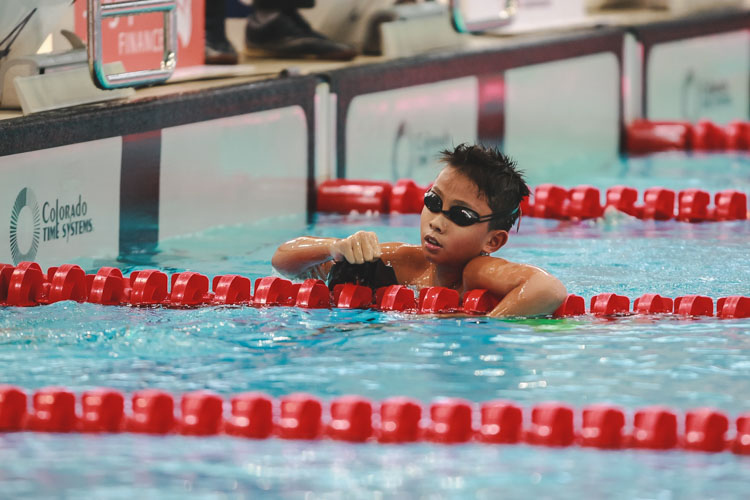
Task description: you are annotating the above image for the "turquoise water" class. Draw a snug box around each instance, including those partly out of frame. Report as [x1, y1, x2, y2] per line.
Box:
[1, 153, 750, 498]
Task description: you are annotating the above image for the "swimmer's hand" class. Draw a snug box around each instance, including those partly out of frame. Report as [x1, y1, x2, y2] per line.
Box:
[329, 231, 382, 264]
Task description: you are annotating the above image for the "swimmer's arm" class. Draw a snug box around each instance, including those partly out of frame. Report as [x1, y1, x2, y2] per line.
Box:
[271, 232, 383, 278]
[271, 237, 338, 278]
[463, 257, 567, 317]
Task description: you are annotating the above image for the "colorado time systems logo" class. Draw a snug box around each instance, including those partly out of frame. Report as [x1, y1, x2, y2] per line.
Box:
[8, 188, 95, 265]
[9, 187, 41, 264]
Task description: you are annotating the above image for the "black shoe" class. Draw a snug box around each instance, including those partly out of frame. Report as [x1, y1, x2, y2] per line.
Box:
[245, 9, 357, 61]
[205, 35, 238, 65]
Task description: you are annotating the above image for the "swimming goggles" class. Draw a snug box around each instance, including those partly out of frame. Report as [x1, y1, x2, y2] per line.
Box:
[423, 190, 519, 227]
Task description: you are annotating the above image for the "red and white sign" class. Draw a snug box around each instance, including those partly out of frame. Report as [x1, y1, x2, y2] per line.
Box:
[74, 0, 204, 72]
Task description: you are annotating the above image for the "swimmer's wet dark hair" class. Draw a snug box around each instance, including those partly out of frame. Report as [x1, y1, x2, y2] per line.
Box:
[439, 143, 530, 231]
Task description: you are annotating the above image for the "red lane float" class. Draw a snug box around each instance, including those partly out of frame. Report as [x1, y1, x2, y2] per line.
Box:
[427, 399, 473, 444]
[376, 285, 416, 312]
[625, 118, 750, 154]
[626, 120, 692, 154]
[378, 397, 422, 443]
[89, 267, 126, 305]
[478, 401, 523, 444]
[327, 396, 373, 442]
[7, 262, 46, 306]
[678, 189, 711, 222]
[296, 279, 331, 309]
[690, 120, 728, 151]
[633, 294, 673, 315]
[641, 187, 676, 220]
[317, 179, 393, 214]
[212, 275, 252, 305]
[80, 389, 125, 433]
[726, 121, 750, 150]
[170, 272, 212, 307]
[418, 286, 460, 314]
[333, 284, 372, 309]
[674, 295, 713, 317]
[253, 277, 296, 306]
[0, 385, 27, 431]
[180, 391, 224, 436]
[48, 264, 88, 304]
[315, 177, 748, 223]
[27, 387, 77, 433]
[606, 186, 639, 216]
[580, 404, 626, 449]
[0, 264, 14, 304]
[568, 185, 605, 219]
[130, 270, 168, 306]
[717, 296, 750, 319]
[2, 262, 748, 321]
[526, 403, 575, 447]
[225, 393, 274, 439]
[531, 184, 569, 219]
[684, 408, 729, 453]
[1, 385, 748, 454]
[553, 294, 586, 317]
[590, 293, 630, 315]
[390, 179, 428, 214]
[714, 191, 748, 220]
[525, 185, 747, 222]
[127, 390, 175, 434]
[461, 289, 500, 315]
[554, 292, 749, 318]
[632, 407, 678, 450]
[733, 414, 750, 455]
[277, 393, 323, 440]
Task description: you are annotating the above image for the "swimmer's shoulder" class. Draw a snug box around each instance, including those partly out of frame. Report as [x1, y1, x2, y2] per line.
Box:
[462, 255, 519, 294]
[463, 255, 555, 295]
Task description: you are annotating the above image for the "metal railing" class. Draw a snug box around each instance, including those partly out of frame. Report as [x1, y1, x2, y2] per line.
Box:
[87, 0, 177, 89]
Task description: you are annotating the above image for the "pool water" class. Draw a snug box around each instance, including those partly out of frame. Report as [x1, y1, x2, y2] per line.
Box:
[1, 153, 750, 498]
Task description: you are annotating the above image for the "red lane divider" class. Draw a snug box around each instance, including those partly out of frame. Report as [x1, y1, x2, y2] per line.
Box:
[555, 293, 750, 318]
[522, 185, 747, 222]
[317, 179, 429, 215]
[0, 385, 747, 454]
[317, 179, 394, 214]
[315, 178, 747, 223]
[626, 119, 750, 154]
[1, 262, 749, 320]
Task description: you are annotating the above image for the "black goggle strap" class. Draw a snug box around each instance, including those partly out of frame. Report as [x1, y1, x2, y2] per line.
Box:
[475, 205, 521, 223]
[516, 207, 522, 233]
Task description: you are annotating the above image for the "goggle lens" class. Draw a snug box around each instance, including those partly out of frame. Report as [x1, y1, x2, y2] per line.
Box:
[423, 191, 480, 227]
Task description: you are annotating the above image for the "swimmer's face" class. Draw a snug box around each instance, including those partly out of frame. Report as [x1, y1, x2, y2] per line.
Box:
[420, 166, 508, 267]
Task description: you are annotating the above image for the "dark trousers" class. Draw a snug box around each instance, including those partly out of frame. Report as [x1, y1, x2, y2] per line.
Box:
[254, 0, 315, 9]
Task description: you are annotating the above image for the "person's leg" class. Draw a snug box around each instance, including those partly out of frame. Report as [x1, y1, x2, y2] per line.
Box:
[245, 0, 357, 61]
[205, 0, 238, 64]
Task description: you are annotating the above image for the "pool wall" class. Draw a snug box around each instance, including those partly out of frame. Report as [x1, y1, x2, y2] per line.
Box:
[0, 10, 749, 268]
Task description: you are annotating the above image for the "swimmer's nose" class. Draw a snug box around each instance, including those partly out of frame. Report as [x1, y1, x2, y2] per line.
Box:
[429, 214, 446, 233]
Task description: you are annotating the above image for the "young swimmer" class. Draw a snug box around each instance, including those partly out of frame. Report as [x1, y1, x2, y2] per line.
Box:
[272, 144, 567, 317]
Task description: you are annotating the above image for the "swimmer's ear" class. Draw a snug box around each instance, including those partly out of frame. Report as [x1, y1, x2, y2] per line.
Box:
[482, 230, 508, 255]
